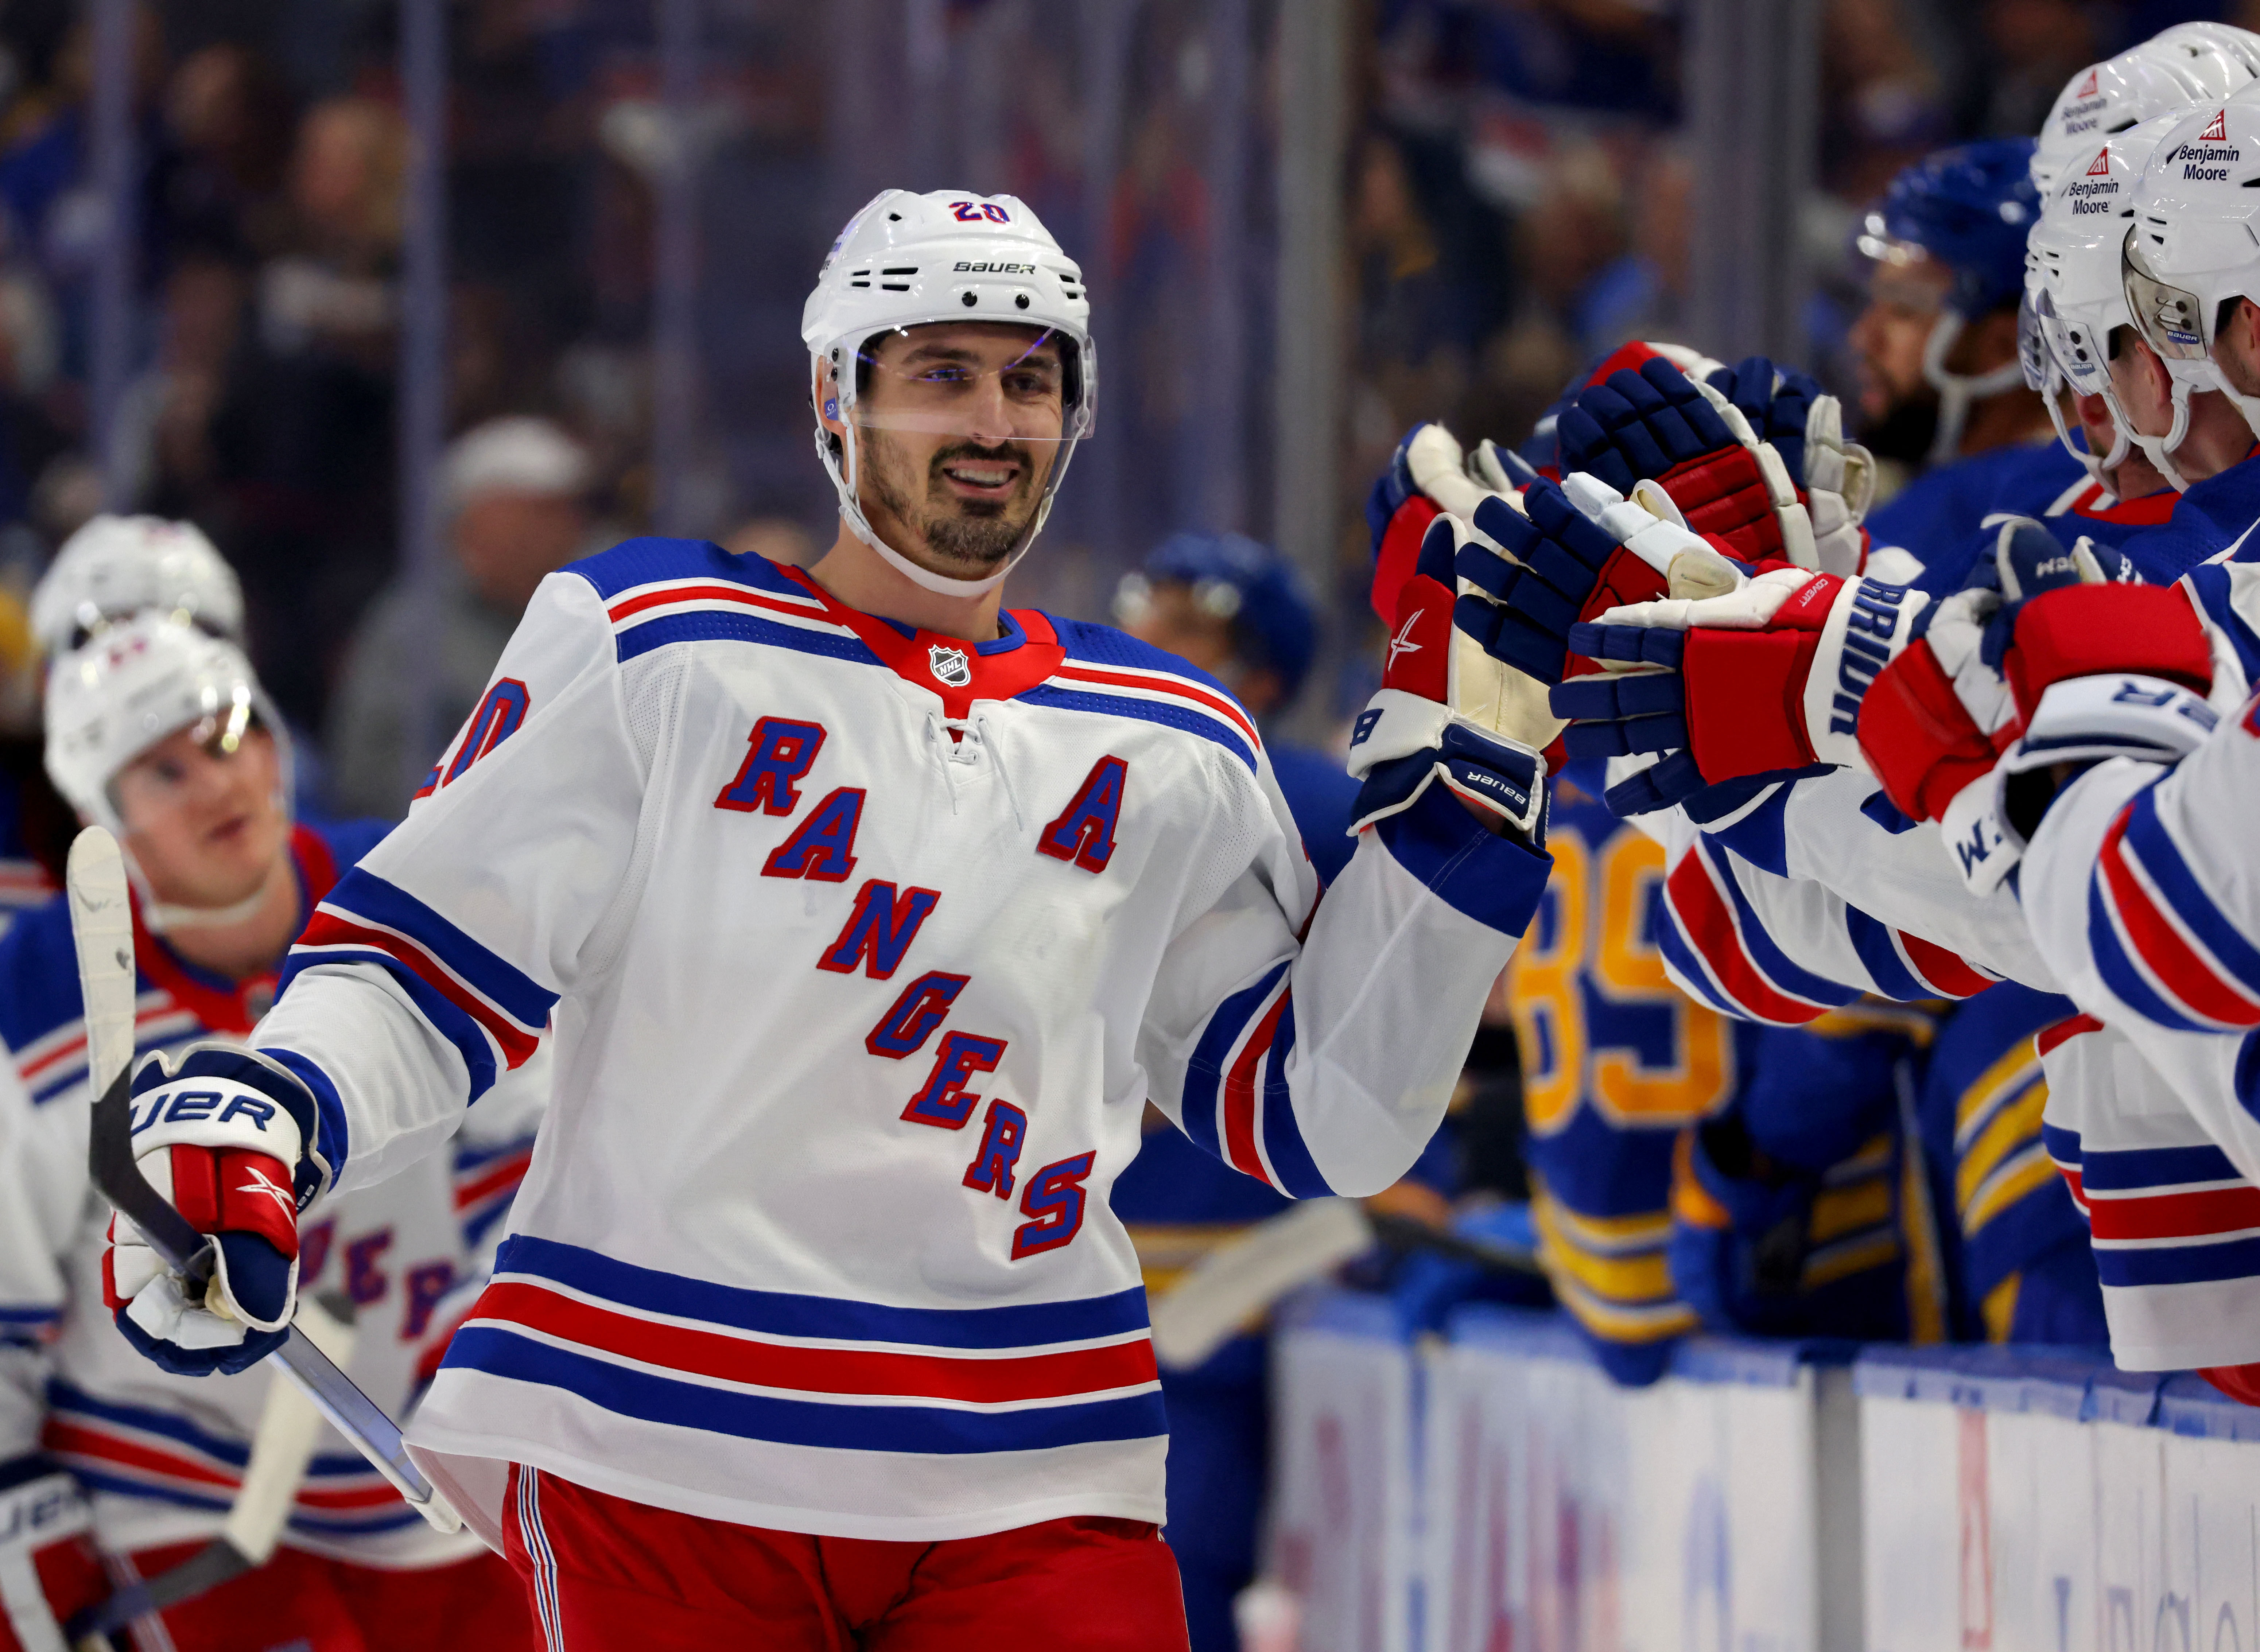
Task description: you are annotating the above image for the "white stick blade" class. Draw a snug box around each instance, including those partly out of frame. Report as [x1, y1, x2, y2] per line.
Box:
[66, 827, 137, 1098]
[1148, 1198, 1374, 1371]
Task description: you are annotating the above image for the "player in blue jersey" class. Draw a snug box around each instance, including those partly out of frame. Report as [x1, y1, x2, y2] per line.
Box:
[1853, 140, 2088, 557]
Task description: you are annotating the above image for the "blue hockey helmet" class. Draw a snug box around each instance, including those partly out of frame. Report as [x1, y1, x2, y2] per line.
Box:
[1118, 531, 1318, 700]
[1860, 138, 2042, 320]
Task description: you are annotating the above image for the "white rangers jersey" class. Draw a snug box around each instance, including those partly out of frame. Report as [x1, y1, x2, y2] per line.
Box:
[0, 823, 543, 1566]
[248, 539, 1550, 1544]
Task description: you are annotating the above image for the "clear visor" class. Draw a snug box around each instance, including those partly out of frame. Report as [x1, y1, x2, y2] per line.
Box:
[105, 694, 261, 813]
[2024, 285, 2115, 396]
[847, 323, 1092, 446]
[2122, 227, 2214, 362]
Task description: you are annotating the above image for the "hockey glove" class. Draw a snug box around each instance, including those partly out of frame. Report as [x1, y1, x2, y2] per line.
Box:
[1455, 473, 1747, 685]
[1365, 422, 1517, 625]
[1666, 1121, 1817, 1338]
[106, 1048, 315, 1377]
[1349, 510, 1554, 841]
[1557, 355, 1834, 571]
[1703, 356, 1875, 576]
[1550, 566, 1931, 815]
[0, 1463, 103, 1652]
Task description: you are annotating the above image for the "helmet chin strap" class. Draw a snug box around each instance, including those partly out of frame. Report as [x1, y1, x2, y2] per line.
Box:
[817, 414, 1079, 602]
[1922, 313, 2028, 466]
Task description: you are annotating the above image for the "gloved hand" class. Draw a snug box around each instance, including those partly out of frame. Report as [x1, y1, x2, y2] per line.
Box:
[106, 1048, 316, 1377]
[1852, 521, 2212, 886]
[1549, 564, 1931, 815]
[1348, 510, 1553, 841]
[1703, 356, 1875, 575]
[1364, 422, 1517, 625]
[1557, 355, 1851, 573]
[0, 1463, 104, 1652]
[1665, 1118, 1816, 1337]
[1454, 473, 1747, 686]
[1385, 1201, 1543, 1337]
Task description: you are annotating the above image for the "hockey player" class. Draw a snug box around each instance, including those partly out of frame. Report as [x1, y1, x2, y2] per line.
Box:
[1853, 140, 2082, 553]
[92, 190, 1559, 1647]
[0, 615, 539, 1651]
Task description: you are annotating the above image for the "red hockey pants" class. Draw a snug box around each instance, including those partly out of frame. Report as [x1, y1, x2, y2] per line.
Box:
[500, 1464, 1192, 1650]
[119, 1542, 536, 1652]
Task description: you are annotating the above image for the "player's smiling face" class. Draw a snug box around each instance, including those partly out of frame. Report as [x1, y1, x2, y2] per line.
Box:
[846, 321, 1067, 579]
[110, 721, 288, 911]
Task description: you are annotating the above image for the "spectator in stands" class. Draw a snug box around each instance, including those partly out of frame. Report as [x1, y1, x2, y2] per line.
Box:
[326, 415, 592, 818]
[208, 94, 407, 736]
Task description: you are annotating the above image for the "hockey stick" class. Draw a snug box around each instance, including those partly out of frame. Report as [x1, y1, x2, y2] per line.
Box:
[66, 828, 461, 1536]
[63, 1295, 357, 1648]
[1147, 1198, 1543, 1371]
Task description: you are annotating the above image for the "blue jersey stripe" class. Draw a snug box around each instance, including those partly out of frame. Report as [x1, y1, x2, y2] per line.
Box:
[616, 608, 881, 668]
[1844, 907, 1926, 1001]
[566, 536, 812, 603]
[2087, 875, 2212, 1034]
[1257, 999, 1332, 1198]
[2075, 1140, 2242, 1193]
[1016, 684, 1257, 771]
[316, 869, 557, 1030]
[2095, 1232, 2260, 1288]
[1374, 785, 1554, 933]
[2122, 788, 2260, 999]
[444, 1326, 1169, 1454]
[1704, 840, 1859, 1010]
[492, 1235, 1150, 1349]
[1652, 897, 1743, 1018]
[278, 945, 500, 1103]
[48, 1382, 252, 1468]
[1175, 963, 1288, 1167]
[2184, 564, 2260, 685]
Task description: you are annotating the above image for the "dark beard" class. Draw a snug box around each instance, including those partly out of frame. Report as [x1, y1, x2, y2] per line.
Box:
[865, 432, 1046, 574]
[1859, 392, 1941, 467]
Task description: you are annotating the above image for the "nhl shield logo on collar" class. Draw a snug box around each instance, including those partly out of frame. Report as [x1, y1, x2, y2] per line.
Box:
[928, 643, 973, 688]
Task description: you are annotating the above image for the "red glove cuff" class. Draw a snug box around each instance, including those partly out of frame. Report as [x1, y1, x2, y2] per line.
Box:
[1684, 627, 1825, 781]
[169, 1145, 300, 1261]
[1371, 496, 1441, 625]
[1858, 640, 1999, 822]
[2005, 584, 2213, 726]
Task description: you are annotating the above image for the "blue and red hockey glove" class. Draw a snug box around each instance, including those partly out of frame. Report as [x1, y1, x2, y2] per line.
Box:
[106, 1048, 318, 1377]
[0, 1462, 104, 1652]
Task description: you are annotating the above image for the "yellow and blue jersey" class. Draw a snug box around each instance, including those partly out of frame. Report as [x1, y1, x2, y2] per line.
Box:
[1914, 982, 2106, 1347]
[1511, 767, 1756, 1379]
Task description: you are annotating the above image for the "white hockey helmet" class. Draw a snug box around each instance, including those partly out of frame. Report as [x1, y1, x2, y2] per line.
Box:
[44, 614, 293, 930]
[2151, 22, 2260, 79]
[30, 514, 244, 660]
[2121, 101, 2260, 442]
[2031, 49, 2232, 197]
[801, 188, 1096, 598]
[2024, 110, 2197, 491]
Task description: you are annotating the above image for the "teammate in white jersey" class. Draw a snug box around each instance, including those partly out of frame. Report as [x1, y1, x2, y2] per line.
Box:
[0, 614, 541, 1652]
[93, 190, 1562, 1648]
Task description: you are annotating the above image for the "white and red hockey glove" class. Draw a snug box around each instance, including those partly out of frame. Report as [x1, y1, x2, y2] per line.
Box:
[0, 1462, 102, 1652]
[1348, 509, 1554, 842]
[1556, 354, 1871, 576]
[106, 1049, 315, 1377]
[1363, 421, 1521, 625]
[1549, 564, 1930, 815]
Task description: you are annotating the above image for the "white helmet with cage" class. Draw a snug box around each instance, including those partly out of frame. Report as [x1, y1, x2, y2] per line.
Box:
[2023, 109, 2196, 491]
[43, 613, 293, 930]
[30, 514, 244, 660]
[2031, 48, 2237, 197]
[2121, 100, 2260, 444]
[800, 188, 1096, 598]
